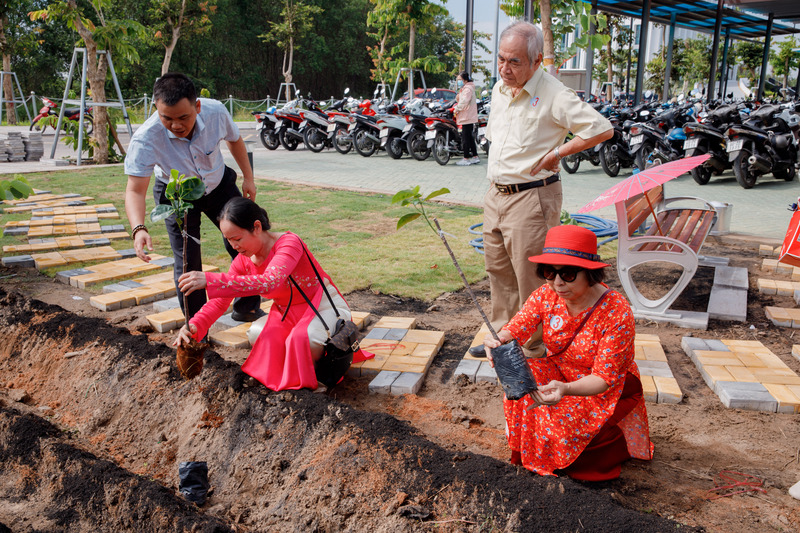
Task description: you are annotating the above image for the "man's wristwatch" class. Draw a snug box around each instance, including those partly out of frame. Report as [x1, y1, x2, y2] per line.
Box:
[554, 146, 562, 160]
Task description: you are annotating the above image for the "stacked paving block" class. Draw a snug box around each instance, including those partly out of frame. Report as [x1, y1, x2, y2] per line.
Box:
[352, 316, 445, 395]
[634, 334, 683, 403]
[1, 195, 93, 213]
[89, 266, 218, 311]
[0, 132, 26, 161]
[454, 323, 497, 384]
[3, 232, 130, 254]
[146, 298, 274, 334]
[682, 337, 800, 413]
[54, 252, 171, 287]
[759, 257, 800, 328]
[706, 265, 748, 322]
[22, 132, 44, 161]
[454, 328, 683, 404]
[3, 245, 139, 270]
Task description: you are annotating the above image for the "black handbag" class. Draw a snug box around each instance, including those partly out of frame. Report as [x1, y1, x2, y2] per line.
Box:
[282, 245, 359, 388]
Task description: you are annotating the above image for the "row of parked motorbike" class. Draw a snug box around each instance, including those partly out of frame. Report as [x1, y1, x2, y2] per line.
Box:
[252, 88, 489, 166]
[254, 88, 800, 189]
[570, 95, 800, 189]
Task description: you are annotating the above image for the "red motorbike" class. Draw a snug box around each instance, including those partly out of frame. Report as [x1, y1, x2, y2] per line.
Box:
[30, 97, 94, 134]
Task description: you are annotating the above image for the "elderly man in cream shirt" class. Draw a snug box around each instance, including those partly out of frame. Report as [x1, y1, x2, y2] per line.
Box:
[472, 21, 613, 358]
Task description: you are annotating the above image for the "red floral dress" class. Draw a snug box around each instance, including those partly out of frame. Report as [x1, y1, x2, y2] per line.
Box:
[502, 284, 653, 478]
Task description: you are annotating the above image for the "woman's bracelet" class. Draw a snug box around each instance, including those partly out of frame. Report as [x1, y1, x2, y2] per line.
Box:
[131, 224, 148, 240]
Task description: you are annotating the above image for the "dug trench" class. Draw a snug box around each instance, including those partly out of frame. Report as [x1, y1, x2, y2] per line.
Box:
[0, 287, 680, 532]
[1, 235, 800, 532]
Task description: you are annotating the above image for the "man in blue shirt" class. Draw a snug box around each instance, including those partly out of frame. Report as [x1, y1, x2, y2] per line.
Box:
[124, 73, 262, 323]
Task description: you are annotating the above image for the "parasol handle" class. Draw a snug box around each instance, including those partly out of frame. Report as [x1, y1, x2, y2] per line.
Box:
[644, 192, 664, 236]
[433, 218, 501, 342]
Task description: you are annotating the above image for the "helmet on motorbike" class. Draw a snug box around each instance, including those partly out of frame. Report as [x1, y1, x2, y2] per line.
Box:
[773, 134, 789, 150]
[622, 120, 634, 131]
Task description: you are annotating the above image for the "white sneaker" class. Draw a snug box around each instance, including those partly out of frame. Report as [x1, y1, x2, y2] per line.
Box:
[455, 158, 472, 166]
[469, 156, 480, 164]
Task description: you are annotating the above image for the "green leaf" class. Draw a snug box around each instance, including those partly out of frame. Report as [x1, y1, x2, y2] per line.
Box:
[150, 203, 175, 223]
[8, 179, 34, 199]
[424, 188, 451, 201]
[178, 176, 205, 201]
[391, 189, 416, 204]
[165, 179, 177, 200]
[396, 212, 421, 229]
[580, 13, 589, 30]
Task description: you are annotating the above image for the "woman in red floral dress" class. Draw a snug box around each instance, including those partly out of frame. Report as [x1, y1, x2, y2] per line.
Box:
[484, 225, 653, 480]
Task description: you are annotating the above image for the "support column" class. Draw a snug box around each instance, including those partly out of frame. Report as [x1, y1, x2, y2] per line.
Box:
[584, 0, 597, 99]
[707, 0, 724, 103]
[625, 17, 633, 100]
[720, 28, 731, 98]
[465, 0, 474, 74]
[524, 0, 532, 22]
[795, 59, 800, 97]
[492, 0, 500, 86]
[757, 13, 774, 101]
[634, 0, 651, 105]
[663, 13, 676, 101]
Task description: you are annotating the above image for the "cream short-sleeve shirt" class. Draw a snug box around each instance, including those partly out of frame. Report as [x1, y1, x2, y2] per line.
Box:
[485, 68, 611, 185]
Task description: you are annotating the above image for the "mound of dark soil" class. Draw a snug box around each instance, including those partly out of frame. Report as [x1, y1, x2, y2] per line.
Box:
[0, 288, 683, 532]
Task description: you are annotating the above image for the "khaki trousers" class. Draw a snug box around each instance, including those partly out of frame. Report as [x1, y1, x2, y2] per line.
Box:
[483, 181, 563, 355]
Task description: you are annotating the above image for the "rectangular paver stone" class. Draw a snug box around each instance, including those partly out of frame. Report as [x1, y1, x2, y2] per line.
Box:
[2, 255, 35, 268]
[364, 327, 389, 339]
[151, 257, 176, 267]
[390, 372, 425, 395]
[368, 371, 401, 394]
[716, 380, 778, 412]
[475, 362, 498, 384]
[384, 328, 408, 341]
[713, 266, 749, 289]
[707, 286, 747, 322]
[453, 359, 481, 382]
[636, 360, 674, 377]
[153, 297, 181, 313]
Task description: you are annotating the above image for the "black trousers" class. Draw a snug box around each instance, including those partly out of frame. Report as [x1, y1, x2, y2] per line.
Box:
[153, 166, 261, 320]
[461, 123, 478, 159]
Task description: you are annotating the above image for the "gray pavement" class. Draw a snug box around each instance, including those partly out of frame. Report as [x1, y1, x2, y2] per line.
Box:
[2, 123, 797, 240]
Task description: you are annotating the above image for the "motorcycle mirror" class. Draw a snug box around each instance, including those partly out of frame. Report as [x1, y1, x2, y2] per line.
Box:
[431, 88, 437, 95]
[344, 88, 350, 95]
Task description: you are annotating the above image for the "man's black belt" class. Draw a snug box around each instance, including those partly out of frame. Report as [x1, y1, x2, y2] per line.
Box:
[494, 174, 560, 195]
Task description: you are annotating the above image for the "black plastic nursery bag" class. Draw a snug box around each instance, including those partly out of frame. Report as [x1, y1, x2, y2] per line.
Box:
[491, 339, 538, 401]
[178, 461, 210, 505]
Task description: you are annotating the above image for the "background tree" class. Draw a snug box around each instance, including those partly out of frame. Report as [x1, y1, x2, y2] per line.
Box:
[769, 36, 799, 90]
[149, 0, 217, 75]
[260, 0, 323, 102]
[0, 0, 42, 124]
[30, 0, 145, 164]
[592, 15, 633, 100]
[731, 39, 763, 86]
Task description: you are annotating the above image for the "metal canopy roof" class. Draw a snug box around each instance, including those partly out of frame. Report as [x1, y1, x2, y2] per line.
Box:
[582, 0, 800, 39]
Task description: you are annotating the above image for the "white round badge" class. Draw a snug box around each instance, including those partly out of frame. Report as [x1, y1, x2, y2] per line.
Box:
[550, 315, 564, 331]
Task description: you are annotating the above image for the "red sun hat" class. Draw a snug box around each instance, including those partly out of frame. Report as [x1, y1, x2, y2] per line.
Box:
[528, 225, 610, 269]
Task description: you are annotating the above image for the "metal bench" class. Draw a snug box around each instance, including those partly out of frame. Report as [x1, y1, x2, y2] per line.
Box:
[615, 184, 718, 320]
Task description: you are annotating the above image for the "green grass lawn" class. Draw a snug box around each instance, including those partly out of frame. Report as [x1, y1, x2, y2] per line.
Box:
[1, 167, 487, 300]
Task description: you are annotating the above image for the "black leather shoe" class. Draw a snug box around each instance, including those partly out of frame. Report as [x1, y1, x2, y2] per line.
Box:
[468, 344, 487, 357]
[231, 309, 267, 323]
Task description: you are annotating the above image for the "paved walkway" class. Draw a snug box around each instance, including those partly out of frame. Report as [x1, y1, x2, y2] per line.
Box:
[2, 123, 797, 240]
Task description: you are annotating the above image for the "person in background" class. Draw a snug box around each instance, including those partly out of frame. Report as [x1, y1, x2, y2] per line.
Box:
[174, 197, 372, 392]
[454, 71, 480, 166]
[125, 72, 263, 324]
[483, 225, 653, 480]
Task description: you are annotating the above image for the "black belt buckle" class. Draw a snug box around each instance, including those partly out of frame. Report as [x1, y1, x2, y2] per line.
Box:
[496, 184, 512, 195]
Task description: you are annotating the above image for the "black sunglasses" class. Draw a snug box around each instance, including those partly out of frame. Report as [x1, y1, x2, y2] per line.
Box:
[541, 265, 583, 283]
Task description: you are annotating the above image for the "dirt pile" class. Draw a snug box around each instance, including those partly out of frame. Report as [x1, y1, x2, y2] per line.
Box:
[0, 288, 682, 532]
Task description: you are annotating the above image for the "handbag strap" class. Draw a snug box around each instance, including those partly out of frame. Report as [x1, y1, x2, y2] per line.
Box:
[549, 289, 610, 359]
[278, 240, 339, 339]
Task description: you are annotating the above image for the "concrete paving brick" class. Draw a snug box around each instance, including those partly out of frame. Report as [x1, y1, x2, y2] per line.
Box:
[704, 339, 731, 352]
[359, 354, 388, 375]
[475, 362, 498, 384]
[786, 308, 800, 328]
[751, 369, 800, 386]
[368, 371, 401, 394]
[3, 227, 28, 236]
[761, 258, 778, 272]
[775, 280, 796, 296]
[793, 345, 800, 362]
[102, 224, 126, 233]
[681, 336, 710, 360]
[117, 248, 137, 258]
[151, 256, 175, 267]
[402, 329, 445, 346]
[384, 328, 408, 341]
[762, 383, 800, 414]
[722, 339, 767, 348]
[716, 381, 778, 412]
[635, 333, 661, 342]
[382, 359, 427, 373]
[453, 359, 480, 382]
[411, 344, 438, 358]
[636, 360, 674, 377]
[759, 244, 774, 256]
[707, 285, 747, 322]
[727, 366, 758, 382]
[372, 316, 416, 329]
[766, 306, 793, 327]
[713, 265, 749, 289]
[214, 314, 242, 329]
[702, 365, 735, 391]
[209, 329, 250, 349]
[153, 297, 181, 312]
[389, 341, 417, 356]
[654, 376, 683, 404]
[83, 238, 111, 246]
[794, 268, 800, 281]
[359, 339, 395, 356]
[390, 372, 425, 395]
[102, 283, 131, 293]
[118, 280, 146, 289]
[776, 262, 794, 275]
[697, 354, 744, 367]
[757, 278, 777, 295]
[1, 255, 35, 268]
[350, 311, 370, 329]
[364, 327, 389, 339]
[640, 375, 658, 403]
[641, 344, 667, 361]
